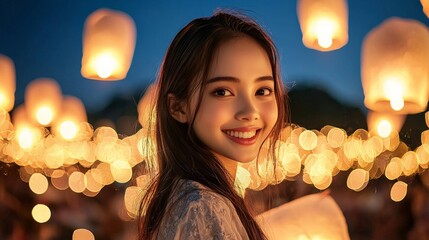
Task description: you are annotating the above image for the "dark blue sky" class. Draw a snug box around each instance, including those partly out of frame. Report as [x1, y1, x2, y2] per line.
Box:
[0, 0, 427, 112]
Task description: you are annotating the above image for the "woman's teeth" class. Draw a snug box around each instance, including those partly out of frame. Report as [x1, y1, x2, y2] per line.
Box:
[225, 130, 256, 139]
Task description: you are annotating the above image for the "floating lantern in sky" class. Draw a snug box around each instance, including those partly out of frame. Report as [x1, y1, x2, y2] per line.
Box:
[52, 96, 87, 140]
[81, 8, 136, 80]
[25, 78, 62, 126]
[11, 104, 43, 150]
[0, 54, 15, 112]
[361, 17, 429, 114]
[297, 0, 348, 51]
[367, 111, 405, 138]
[422, 0, 429, 17]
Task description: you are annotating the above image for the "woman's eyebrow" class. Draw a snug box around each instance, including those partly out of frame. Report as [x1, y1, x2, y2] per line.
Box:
[207, 75, 274, 84]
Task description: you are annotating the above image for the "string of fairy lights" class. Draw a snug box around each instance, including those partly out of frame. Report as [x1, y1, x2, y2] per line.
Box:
[1, 1, 429, 238]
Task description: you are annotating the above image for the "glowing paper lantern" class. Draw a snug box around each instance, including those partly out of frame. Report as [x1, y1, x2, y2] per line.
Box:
[362, 17, 429, 114]
[422, 0, 429, 17]
[11, 104, 43, 150]
[25, 78, 62, 126]
[297, 0, 348, 51]
[0, 54, 15, 112]
[81, 8, 136, 80]
[257, 193, 350, 240]
[52, 96, 87, 140]
[367, 111, 405, 138]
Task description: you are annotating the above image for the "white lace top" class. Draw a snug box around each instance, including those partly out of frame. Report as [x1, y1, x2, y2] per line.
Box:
[158, 180, 249, 240]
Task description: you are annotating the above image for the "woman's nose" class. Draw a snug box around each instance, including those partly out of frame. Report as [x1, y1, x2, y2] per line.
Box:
[235, 96, 260, 121]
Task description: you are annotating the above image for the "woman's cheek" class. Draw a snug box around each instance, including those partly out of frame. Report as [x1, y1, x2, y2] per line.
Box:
[263, 100, 278, 124]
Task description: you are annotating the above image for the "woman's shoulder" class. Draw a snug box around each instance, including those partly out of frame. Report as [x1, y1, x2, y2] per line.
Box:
[159, 179, 249, 239]
[173, 179, 233, 211]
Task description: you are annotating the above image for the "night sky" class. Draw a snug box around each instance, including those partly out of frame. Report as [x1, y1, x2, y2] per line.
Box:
[0, 0, 427, 112]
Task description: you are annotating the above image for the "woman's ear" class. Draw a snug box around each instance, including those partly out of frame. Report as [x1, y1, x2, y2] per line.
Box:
[168, 93, 188, 123]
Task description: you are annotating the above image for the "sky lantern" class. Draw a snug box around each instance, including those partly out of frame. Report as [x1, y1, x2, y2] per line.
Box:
[422, 0, 429, 17]
[256, 193, 350, 239]
[361, 17, 429, 114]
[25, 78, 62, 126]
[297, 0, 348, 51]
[52, 96, 87, 140]
[11, 104, 43, 150]
[81, 8, 136, 81]
[0, 54, 16, 112]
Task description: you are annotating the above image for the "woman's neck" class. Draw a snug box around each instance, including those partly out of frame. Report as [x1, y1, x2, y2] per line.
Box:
[213, 153, 238, 184]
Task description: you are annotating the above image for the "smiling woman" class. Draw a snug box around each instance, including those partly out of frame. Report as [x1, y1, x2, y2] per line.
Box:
[137, 10, 288, 240]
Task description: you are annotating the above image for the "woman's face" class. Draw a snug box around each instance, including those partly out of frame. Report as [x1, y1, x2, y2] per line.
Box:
[190, 36, 278, 172]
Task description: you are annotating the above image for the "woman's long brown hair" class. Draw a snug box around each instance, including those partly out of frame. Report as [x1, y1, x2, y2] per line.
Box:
[138, 10, 288, 240]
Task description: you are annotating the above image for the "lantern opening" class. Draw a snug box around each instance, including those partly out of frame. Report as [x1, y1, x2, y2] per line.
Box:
[390, 97, 404, 111]
[36, 106, 54, 126]
[316, 19, 334, 48]
[93, 52, 118, 79]
[384, 78, 404, 111]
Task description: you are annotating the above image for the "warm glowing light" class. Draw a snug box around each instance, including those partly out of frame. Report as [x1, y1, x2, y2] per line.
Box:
[347, 169, 369, 191]
[85, 170, 103, 193]
[327, 127, 345, 148]
[18, 128, 35, 149]
[36, 106, 54, 126]
[29, 173, 49, 195]
[316, 19, 334, 48]
[385, 157, 403, 180]
[401, 151, 419, 176]
[111, 160, 132, 183]
[69, 171, 87, 193]
[73, 229, 95, 240]
[60, 120, 78, 140]
[93, 53, 118, 79]
[0, 92, 6, 109]
[390, 97, 404, 111]
[299, 130, 318, 151]
[32, 204, 51, 223]
[51, 170, 69, 190]
[390, 181, 407, 202]
[124, 186, 144, 218]
[0, 54, 16, 112]
[383, 79, 404, 111]
[377, 120, 392, 138]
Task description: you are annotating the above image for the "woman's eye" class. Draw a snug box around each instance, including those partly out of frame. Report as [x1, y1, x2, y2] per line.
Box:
[213, 89, 232, 96]
[256, 88, 273, 96]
